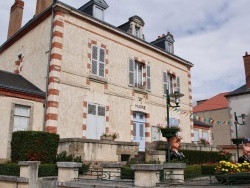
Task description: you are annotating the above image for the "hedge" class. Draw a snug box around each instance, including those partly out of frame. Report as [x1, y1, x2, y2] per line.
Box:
[11, 131, 59, 163]
[184, 165, 201, 179]
[181, 150, 219, 164]
[0, 163, 19, 176]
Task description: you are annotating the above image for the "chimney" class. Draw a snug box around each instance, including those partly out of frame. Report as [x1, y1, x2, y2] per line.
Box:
[7, 0, 24, 39]
[243, 52, 250, 89]
[35, 0, 53, 16]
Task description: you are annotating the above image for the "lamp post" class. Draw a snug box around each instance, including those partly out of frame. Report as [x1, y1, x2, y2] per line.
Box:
[233, 112, 247, 160]
[166, 89, 183, 162]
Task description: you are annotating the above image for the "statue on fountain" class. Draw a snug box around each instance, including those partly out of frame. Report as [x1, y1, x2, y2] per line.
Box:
[169, 136, 185, 161]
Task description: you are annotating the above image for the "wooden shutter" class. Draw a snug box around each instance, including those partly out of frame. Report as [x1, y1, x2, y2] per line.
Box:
[146, 64, 151, 91]
[163, 72, 168, 95]
[128, 58, 134, 86]
[99, 48, 105, 77]
[91, 46, 98, 75]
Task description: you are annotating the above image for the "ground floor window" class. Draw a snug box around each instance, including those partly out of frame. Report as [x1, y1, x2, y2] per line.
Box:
[13, 104, 31, 132]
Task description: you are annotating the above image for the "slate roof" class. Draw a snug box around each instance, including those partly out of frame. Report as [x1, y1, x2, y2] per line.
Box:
[0, 70, 45, 97]
[225, 84, 250, 97]
[193, 92, 229, 112]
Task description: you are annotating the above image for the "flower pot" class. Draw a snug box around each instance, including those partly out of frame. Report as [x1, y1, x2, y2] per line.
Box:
[160, 128, 179, 139]
[231, 138, 244, 145]
[100, 135, 114, 141]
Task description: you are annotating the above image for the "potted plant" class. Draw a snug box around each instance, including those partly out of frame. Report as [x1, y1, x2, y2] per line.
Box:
[215, 160, 250, 184]
[100, 132, 119, 141]
[157, 124, 181, 139]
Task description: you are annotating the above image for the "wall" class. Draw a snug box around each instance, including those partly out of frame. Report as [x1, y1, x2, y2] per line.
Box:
[58, 138, 139, 162]
[195, 108, 231, 145]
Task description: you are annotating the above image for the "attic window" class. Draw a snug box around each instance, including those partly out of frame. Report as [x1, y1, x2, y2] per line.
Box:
[135, 26, 140, 38]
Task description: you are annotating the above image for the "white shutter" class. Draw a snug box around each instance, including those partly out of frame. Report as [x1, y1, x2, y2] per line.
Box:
[91, 46, 98, 75]
[99, 48, 105, 77]
[163, 72, 168, 95]
[128, 58, 134, 86]
[146, 65, 151, 91]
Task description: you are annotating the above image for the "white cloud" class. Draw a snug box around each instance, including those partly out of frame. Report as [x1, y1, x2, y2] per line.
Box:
[0, 0, 249, 105]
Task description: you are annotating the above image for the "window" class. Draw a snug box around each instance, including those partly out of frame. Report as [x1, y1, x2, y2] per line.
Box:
[91, 45, 105, 78]
[128, 58, 150, 90]
[86, 104, 106, 139]
[94, 6, 104, 20]
[166, 42, 173, 53]
[163, 72, 174, 95]
[134, 62, 143, 88]
[135, 26, 140, 38]
[194, 129, 199, 142]
[176, 76, 180, 93]
[13, 104, 31, 132]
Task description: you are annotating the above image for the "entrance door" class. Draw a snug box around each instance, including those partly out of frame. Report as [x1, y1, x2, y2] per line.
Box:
[86, 104, 105, 139]
[133, 112, 145, 151]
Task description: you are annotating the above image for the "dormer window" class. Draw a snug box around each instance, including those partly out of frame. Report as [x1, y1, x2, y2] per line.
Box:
[118, 15, 145, 40]
[166, 42, 173, 53]
[78, 0, 109, 21]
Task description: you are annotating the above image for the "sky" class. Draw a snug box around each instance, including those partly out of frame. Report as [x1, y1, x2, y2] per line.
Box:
[1, 0, 250, 105]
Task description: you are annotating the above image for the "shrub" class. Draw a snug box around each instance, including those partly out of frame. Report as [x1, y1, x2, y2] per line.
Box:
[121, 166, 134, 180]
[0, 163, 19, 176]
[184, 165, 201, 179]
[11, 131, 59, 163]
[39, 164, 57, 177]
[181, 150, 219, 164]
[201, 164, 217, 175]
[56, 151, 89, 175]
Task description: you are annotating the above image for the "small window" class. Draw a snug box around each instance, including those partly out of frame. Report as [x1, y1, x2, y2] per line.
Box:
[13, 104, 31, 132]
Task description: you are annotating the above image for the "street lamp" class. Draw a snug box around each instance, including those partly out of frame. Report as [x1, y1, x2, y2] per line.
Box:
[233, 112, 247, 160]
[166, 89, 184, 162]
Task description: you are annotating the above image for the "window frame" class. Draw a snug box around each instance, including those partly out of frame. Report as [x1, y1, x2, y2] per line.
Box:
[163, 72, 174, 95]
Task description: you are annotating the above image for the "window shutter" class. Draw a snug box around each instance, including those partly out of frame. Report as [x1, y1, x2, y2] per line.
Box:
[176, 76, 180, 93]
[128, 58, 134, 86]
[146, 64, 151, 91]
[163, 72, 168, 95]
[99, 48, 105, 77]
[91, 46, 98, 75]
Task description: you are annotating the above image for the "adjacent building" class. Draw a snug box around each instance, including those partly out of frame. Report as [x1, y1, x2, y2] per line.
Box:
[193, 93, 231, 145]
[0, 0, 193, 161]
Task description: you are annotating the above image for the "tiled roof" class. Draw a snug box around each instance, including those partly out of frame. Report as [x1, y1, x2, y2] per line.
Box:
[193, 92, 229, 112]
[0, 70, 45, 97]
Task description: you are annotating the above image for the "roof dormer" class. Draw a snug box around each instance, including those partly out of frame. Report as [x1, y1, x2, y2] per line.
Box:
[78, 0, 109, 21]
[118, 15, 145, 40]
[151, 32, 175, 54]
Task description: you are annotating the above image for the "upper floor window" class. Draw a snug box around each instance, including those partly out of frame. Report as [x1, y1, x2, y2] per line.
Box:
[163, 72, 174, 95]
[13, 104, 31, 132]
[129, 58, 150, 91]
[91, 45, 105, 78]
[166, 42, 173, 53]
